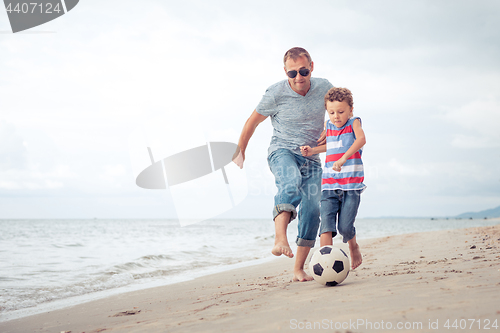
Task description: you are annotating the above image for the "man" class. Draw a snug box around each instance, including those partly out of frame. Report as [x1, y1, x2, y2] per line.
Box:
[235, 47, 333, 281]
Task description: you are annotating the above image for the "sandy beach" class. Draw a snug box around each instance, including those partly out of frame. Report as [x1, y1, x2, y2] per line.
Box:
[1, 222, 499, 333]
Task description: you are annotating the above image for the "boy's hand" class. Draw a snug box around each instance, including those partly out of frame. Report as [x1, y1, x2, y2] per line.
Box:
[300, 146, 312, 157]
[332, 157, 346, 172]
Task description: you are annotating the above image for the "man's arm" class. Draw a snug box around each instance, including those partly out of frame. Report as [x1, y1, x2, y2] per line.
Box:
[316, 119, 328, 145]
[316, 129, 327, 146]
[234, 110, 268, 168]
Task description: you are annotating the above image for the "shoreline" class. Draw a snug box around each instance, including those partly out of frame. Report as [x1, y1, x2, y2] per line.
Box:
[2, 217, 499, 324]
[0, 255, 279, 323]
[1, 222, 499, 332]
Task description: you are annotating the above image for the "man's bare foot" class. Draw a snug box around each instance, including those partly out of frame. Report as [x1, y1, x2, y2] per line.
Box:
[349, 243, 362, 269]
[292, 269, 314, 282]
[272, 244, 294, 258]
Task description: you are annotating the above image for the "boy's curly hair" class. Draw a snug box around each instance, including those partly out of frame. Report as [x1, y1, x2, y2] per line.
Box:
[324, 87, 353, 108]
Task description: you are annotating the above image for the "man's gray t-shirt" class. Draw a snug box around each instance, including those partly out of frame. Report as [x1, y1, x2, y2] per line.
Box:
[256, 77, 334, 161]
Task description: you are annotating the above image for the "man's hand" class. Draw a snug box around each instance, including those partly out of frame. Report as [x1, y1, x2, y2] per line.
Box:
[232, 147, 245, 169]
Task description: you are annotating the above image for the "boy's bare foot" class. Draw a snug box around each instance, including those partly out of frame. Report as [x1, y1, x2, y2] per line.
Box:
[349, 243, 362, 269]
[292, 269, 313, 282]
[272, 244, 294, 258]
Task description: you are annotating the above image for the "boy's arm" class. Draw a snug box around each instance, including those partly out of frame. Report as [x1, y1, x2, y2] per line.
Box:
[301, 120, 328, 156]
[300, 144, 326, 156]
[332, 119, 366, 171]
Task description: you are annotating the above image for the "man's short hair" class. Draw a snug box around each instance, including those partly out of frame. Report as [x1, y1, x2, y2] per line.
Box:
[283, 47, 312, 65]
[325, 87, 354, 108]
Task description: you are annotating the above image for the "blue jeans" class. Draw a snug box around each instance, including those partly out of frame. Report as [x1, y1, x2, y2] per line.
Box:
[267, 149, 323, 247]
[319, 189, 361, 243]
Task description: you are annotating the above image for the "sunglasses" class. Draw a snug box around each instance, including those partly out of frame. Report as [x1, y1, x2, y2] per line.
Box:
[286, 68, 310, 78]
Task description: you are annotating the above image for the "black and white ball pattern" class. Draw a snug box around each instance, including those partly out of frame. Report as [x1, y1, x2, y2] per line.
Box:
[309, 245, 350, 286]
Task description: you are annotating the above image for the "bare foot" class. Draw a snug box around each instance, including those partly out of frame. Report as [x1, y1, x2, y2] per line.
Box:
[349, 243, 362, 270]
[272, 244, 294, 258]
[292, 269, 314, 282]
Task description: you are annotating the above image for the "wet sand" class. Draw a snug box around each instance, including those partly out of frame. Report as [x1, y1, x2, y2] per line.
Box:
[1, 222, 499, 333]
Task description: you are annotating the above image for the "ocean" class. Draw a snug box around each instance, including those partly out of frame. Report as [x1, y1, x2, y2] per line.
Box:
[1, 217, 499, 322]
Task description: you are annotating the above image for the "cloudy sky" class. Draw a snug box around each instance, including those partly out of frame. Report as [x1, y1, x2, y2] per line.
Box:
[1, 0, 499, 220]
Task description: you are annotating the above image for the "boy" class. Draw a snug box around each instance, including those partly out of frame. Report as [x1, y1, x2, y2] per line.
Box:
[300, 87, 366, 269]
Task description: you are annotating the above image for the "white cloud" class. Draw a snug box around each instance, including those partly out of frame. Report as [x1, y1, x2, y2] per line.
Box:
[442, 97, 500, 148]
[0, 120, 28, 171]
[99, 164, 128, 186]
[0, 164, 75, 190]
[451, 135, 492, 149]
[387, 158, 429, 176]
[1, 0, 500, 217]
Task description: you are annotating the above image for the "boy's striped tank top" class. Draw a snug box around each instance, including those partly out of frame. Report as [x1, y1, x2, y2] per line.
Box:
[322, 117, 366, 192]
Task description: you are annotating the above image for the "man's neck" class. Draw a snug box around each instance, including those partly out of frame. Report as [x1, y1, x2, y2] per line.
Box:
[289, 81, 311, 96]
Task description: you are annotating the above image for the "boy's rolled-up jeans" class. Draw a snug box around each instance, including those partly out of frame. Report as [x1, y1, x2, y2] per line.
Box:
[267, 148, 322, 248]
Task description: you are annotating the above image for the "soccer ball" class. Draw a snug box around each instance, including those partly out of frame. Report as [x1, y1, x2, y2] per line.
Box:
[309, 245, 350, 286]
